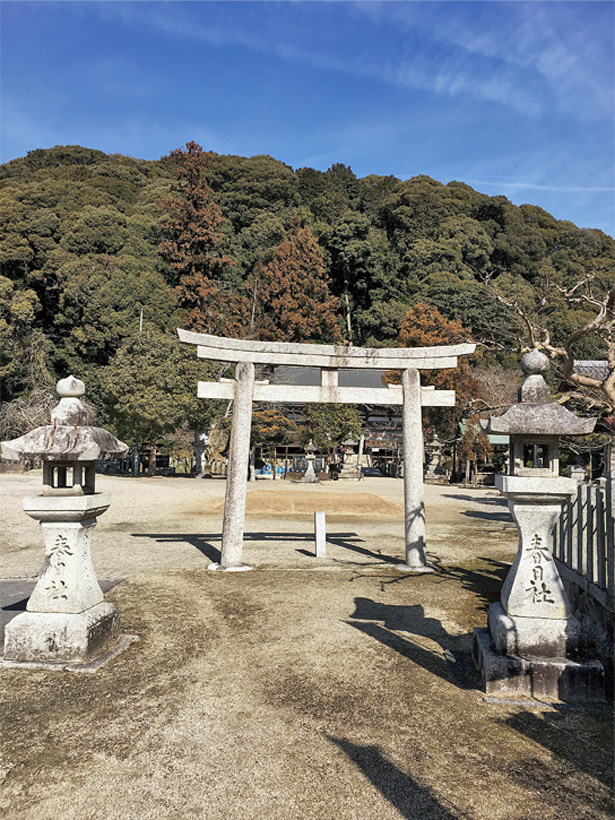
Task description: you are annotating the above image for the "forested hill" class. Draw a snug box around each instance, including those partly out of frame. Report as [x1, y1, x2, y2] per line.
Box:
[1, 144, 613, 424]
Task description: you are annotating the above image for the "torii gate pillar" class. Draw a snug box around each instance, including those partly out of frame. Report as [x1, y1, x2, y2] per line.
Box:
[217, 361, 255, 571]
[398, 368, 432, 572]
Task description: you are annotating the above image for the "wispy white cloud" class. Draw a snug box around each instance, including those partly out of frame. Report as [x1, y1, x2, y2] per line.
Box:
[466, 180, 615, 194]
[364, 1, 614, 121]
[91, 1, 548, 117]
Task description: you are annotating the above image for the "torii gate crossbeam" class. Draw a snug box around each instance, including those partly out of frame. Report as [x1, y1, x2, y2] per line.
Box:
[178, 330, 475, 572]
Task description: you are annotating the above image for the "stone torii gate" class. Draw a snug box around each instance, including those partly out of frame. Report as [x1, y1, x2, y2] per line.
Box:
[178, 330, 475, 572]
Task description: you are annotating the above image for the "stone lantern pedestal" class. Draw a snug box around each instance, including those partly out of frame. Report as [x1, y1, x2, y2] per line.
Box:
[4, 495, 118, 664]
[1, 376, 130, 667]
[475, 475, 604, 701]
[473, 351, 604, 703]
[338, 439, 361, 480]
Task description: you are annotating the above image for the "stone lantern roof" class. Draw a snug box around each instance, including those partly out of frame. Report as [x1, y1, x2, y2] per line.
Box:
[1, 375, 128, 463]
[488, 350, 596, 437]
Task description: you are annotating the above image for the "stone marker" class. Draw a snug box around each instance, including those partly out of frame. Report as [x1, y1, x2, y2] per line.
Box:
[1, 376, 129, 665]
[314, 511, 326, 557]
[473, 351, 605, 703]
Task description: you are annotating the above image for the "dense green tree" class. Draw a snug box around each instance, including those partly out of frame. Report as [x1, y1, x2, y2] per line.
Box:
[251, 408, 298, 455]
[100, 329, 221, 465]
[321, 212, 391, 343]
[207, 154, 299, 232]
[52, 254, 175, 373]
[0, 277, 47, 400]
[299, 404, 362, 452]
[60, 205, 128, 255]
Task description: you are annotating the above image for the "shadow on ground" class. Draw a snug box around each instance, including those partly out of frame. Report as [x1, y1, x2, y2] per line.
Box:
[131, 531, 401, 565]
[461, 510, 515, 523]
[502, 709, 615, 789]
[442, 494, 514, 525]
[347, 597, 479, 692]
[329, 737, 459, 819]
[435, 557, 510, 613]
[443, 494, 508, 507]
[443, 495, 514, 526]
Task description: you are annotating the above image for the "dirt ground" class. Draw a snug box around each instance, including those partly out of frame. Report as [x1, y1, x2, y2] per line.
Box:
[0, 472, 613, 820]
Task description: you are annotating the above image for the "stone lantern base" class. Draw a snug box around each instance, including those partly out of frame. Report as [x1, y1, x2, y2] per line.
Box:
[4, 602, 120, 664]
[473, 601, 605, 704]
[2, 493, 123, 666]
[473, 624, 605, 704]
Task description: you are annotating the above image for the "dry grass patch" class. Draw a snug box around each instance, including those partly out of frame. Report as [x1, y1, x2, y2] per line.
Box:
[205, 489, 403, 517]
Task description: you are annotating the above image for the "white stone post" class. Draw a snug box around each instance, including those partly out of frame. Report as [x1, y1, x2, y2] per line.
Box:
[314, 511, 327, 557]
[397, 368, 433, 572]
[357, 433, 365, 480]
[216, 361, 255, 571]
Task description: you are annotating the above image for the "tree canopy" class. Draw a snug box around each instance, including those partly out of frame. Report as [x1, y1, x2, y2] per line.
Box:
[1, 142, 613, 447]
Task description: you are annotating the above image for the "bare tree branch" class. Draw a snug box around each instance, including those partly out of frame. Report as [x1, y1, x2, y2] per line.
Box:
[483, 273, 615, 411]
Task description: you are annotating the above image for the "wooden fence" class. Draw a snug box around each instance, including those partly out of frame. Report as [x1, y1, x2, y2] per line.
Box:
[552, 476, 615, 613]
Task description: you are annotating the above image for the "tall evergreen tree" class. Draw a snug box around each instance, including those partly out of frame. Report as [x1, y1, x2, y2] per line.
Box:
[158, 141, 246, 334]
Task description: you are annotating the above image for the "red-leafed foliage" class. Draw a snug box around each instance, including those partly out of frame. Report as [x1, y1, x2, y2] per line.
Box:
[159, 141, 249, 334]
[386, 302, 482, 417]
[253, 216, 342, 343]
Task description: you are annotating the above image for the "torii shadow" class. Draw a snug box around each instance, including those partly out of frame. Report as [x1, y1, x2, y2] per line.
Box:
[130, 531, 401, 566]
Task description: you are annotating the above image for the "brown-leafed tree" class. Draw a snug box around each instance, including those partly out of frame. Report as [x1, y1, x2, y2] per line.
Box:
[384, 302, 486, 442]
[158, 141, 249, 335]
[458, 418, 494, 485]
[254, 216, 342, 343]
[386, 302, 482, 410]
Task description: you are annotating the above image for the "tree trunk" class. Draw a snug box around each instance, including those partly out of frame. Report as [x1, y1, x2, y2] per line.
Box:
[148, 444, 157, 476]
[344, 290, 353, 342]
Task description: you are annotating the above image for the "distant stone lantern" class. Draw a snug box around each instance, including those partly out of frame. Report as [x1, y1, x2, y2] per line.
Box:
[424, 433, 444, 481]
[302, 439, 319, 484]
[338, 438, 361, 480]
[473, 350, 604, 702]
[1, 376, 129, 666]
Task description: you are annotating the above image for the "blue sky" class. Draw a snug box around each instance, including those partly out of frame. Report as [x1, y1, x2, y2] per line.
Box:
[1, 1, 613, 235]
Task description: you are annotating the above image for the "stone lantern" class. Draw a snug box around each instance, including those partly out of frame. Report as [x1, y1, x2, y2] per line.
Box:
[302, 439, 319, 484]
[338, 438, 360, 480]
[424, 433, 444, 481]
[473, 350, 604, 702]
[1, 376, 128, 666]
